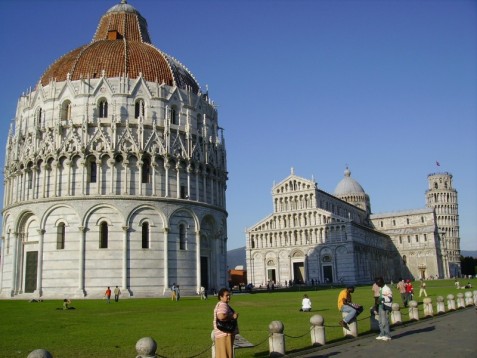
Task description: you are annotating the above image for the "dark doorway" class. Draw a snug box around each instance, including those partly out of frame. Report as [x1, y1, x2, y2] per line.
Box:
[293, 262, 304, 284]
[323, 265, 333, 283]
[200, 256, 209, 289]
[25, 251, 38, 293]
[267, 269, 276, 283]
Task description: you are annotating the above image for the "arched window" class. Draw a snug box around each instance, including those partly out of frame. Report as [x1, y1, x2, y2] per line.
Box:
[142, 222, 149, 249]
[57, 222, 66, 249]
[171, 106, 178, 125]
[98, 99, 108, 118]
[90, 160, 97, 183]
[62, 100, 72, 121]
[99, 222, 108, 248]
[179, 224, 186, 250]
[135, 99, 145, 119]
[142, 157, 150, 184]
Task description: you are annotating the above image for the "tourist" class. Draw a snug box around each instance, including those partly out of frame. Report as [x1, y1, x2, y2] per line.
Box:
[375, 277, 392, 341]
[63, 299, 75, 310]
[213, 288, 239, 358]
[419, 280, 428, 298]
[105, 287, 111, 303]
[300, 294, 312, 312]
[396, 278, 407, 307]
[114, 286, 121, 302]
[405, 280, 414, 302]
[171, 283, 177, 301]
[337, 286, 362, 330]
[371, 278, 380, 313]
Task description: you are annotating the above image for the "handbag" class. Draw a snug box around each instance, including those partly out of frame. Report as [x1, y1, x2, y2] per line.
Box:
[216, 317, 237, 333]
[215, 303, 237, 333]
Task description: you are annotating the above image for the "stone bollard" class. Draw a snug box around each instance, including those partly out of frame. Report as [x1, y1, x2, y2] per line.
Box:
[408, 300, 419, 321]
[464, 291, 474, 306]
[27, 349, 53, 358]
[423, 297, 433, 317]
[310, 314, 326, 346]
[269, 320, 286, 357]
[390, 303, 402, 325]
[341, 312, 358, 337]
[473, 290, 477, 306]
[136, 337, 157, 358]
[369, 307, 379, 331]
[211, 330, 216, 358]
[436, 296, 445, 314]
[456, 292, 465, 309]
[447, 294, 456, 311]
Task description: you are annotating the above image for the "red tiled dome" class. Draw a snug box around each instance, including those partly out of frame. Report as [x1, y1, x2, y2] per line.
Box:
[40, 1, 199, 93]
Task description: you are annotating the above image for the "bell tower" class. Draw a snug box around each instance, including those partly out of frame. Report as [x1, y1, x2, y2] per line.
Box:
[426, 172, 460, 277]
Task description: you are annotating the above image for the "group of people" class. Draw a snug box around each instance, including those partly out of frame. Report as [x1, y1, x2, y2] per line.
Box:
[104, 286, 121, 303]
[396, 278, 416, 307]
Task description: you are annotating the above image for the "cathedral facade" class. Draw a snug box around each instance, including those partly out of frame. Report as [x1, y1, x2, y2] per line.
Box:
[246, 168, 460, 286]
[0, 1, 228, 299]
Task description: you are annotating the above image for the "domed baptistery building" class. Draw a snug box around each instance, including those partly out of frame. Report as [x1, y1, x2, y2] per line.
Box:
[0, 1, 228, 298]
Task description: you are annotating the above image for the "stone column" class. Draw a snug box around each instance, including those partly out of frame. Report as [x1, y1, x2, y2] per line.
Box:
[195, 230, 201, 292]
[122, 226, 130, 296]
[65, 159, 72, 196]
[96, 158, 102, 195]
[163, 228, 169, 294]
[53, 160, 59, 197]
[138, 160, 143, 196]
[108, 158, 115, 195]
[123, 159, 129, 195]
[195, 168, 200, 201]
[32, 166, 38, 199]
[176, 162, 181, 198]
[34, 229, 46, 297]
[151, 162, 157, 196]
[11, 232, 19, 296]
[77, 226, 86, 296]
[80, 159, 86, 195]
[164, 161, 170, 197]
[187, 164, 192, 199]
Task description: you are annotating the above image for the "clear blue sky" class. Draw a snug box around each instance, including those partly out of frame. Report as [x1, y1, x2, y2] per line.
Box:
[0, 0, 476, 251]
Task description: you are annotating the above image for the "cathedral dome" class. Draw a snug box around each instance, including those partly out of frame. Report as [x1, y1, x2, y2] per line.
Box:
[39, 0, 200, 93]
[334, 167, 366, 196]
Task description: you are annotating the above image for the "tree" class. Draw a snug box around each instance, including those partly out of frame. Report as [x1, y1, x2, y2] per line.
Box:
[460, 256, 477, 276]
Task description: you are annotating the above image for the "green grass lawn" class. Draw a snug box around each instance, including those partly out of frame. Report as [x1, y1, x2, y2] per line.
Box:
[0, 278, 474, 358]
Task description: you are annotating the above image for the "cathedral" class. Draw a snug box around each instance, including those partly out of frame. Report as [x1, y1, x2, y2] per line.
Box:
[246, 168, 460, 286]
[0, 1, 228, 299]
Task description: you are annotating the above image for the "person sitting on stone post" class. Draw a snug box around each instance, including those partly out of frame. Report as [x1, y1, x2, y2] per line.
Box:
[337, 286, 362, 330]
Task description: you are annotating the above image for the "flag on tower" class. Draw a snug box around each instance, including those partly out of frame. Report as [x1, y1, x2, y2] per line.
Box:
[436, 161, 440, 166]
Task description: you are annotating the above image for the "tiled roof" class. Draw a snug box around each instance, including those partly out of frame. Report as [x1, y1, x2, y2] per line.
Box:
[39, 1, 199, 93]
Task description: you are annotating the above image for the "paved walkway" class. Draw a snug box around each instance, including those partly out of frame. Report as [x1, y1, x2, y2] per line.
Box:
[287, 307, 477, 358]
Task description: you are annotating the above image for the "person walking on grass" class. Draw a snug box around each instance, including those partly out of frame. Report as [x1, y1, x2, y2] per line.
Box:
[114, 286, 121, 302]
[419, 280, 428, 298]
[105, 287, 111, 303]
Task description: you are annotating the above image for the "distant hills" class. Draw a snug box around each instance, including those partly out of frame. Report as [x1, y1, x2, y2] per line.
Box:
[228, 247, 477, 270]
[462, 250, 477, 258]
[227, 246, 246, 269]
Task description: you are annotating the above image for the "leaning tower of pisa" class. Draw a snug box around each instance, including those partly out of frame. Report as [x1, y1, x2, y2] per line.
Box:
[426, 172, 460, 277]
